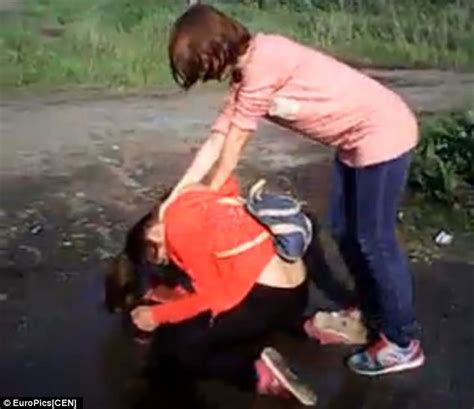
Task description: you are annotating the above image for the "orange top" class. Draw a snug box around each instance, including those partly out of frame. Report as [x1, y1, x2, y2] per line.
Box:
[212, 33, 418, 167]
[150, 178, 275, 324]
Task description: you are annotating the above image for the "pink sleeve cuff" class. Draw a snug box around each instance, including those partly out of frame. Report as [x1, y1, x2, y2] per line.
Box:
[211, 113, 231, 135]
[231, 111, 259, 132]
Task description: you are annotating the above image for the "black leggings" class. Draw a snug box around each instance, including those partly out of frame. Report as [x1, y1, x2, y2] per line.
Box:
[147, 280, 308, 389]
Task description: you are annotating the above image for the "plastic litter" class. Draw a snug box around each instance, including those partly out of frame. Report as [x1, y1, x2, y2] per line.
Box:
[29, 224, 43, 235]
[434, 230, 453, 246]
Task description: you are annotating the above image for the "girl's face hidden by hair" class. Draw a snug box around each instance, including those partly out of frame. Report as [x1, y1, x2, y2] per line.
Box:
[146, 222, 168, 265]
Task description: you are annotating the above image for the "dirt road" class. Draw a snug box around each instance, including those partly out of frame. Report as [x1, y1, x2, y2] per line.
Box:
[1, 71, 473, 408]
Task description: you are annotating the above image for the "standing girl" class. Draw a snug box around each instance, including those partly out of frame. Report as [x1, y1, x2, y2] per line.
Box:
[155, 4, 424, 376]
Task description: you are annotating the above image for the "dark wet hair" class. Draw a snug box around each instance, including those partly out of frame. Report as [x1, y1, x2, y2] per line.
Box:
[104, 191, 193, 314]
[124, 211, 158, 267]
[104, 252, 140, 313]
[124, 208, 193, 292]
[124, 187, 171, 268]
[169, 4, 251, 89]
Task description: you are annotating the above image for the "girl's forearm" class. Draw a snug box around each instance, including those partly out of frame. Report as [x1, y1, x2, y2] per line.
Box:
[172, 131, 225, 195]
[210, 126, 251, 191]
[157, 132, 225, 221]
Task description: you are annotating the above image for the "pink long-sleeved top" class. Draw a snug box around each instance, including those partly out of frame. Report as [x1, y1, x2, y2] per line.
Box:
[212, 33, 418, 167]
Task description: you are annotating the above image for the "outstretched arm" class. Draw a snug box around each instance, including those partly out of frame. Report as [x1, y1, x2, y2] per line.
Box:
[171, 131, 225, 196]
[158, 90, 238, 219]
[209, 125, 251, 191]
[158, 131, 225, 221]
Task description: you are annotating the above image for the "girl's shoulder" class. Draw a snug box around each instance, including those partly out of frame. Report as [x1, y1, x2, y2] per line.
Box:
[253, 32, 302, 53]
[254, 32, 332, 63]
[243, 33, 304, 78]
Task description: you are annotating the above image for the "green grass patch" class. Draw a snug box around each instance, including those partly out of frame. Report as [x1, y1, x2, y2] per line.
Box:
[402, 110, 474, 262]
[409, 111, 474, 204]
[0, 0, 177, 88]
[1, 0, 473, 89]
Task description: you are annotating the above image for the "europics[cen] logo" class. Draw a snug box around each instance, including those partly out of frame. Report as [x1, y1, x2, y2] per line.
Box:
[2, 398, 80, 408]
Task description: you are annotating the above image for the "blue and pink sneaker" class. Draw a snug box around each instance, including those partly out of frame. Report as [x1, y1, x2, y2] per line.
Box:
[348, 334, 425, 376]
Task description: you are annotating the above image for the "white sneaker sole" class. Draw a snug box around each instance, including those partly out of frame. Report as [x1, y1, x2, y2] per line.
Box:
[261, 347, 318, 406]
[349, 353, 425, 376]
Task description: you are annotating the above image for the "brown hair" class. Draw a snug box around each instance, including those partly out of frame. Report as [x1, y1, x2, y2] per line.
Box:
[103, 189, 193, 313]
[103, 210, 161, 313]
[169, 4, 251, 89]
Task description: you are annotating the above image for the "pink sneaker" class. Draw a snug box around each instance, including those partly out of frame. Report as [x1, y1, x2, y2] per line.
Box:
[255, 347, 317, 406]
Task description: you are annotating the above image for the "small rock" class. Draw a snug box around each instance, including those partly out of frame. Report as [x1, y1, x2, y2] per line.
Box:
[14, 245, 42, 267]
[55, 271, 79, 282]
[17, 316, 28, 333]
[75, 192, 86, 199]
[98, 155, 119, 165]
[397, 211, 404, 222]
[62, 240, 73, 247]
[434, 230, 453, 246]
[29, 224, 43, 235]
[112, 145, 120, 151]
[0, 293, 8, 302]
[96, 247, 113, 259]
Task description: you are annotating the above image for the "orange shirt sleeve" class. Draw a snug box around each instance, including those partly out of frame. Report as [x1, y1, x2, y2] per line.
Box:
[150, 292, 209, 324]
[156, 191, 231, 324]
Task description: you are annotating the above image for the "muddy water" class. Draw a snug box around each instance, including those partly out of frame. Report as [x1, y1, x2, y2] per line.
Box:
[1, 82, 473, 408]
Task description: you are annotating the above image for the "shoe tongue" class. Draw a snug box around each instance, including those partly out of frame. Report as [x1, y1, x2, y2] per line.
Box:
[368, 337, 389, 354]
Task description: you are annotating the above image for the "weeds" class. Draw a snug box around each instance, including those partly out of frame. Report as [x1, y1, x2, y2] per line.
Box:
[1, 0, 473, 89]
[410, 111, 474, 204]
[0, 0, 176, 88]
[402, 110, 474, 257]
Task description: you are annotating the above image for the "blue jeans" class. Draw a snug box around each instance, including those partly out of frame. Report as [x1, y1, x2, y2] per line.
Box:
[329, 152, 417, 346]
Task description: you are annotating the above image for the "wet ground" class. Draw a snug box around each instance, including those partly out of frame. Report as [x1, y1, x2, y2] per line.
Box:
[1, 73, 473, 408]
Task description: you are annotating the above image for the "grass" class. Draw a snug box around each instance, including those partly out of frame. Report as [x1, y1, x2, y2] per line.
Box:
[403, 110, 474, 261]
[0, 0, 473, 89]
[0, 0, 176, 88]
[409, 111, 474, 204]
